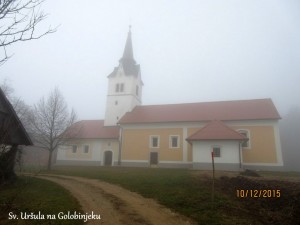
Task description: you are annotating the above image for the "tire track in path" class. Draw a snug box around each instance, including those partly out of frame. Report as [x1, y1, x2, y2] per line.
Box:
[33, 174, 196, 225]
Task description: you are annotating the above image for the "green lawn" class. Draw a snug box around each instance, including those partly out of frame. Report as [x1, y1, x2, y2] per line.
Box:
[14, 166, 299, 225]
[0, 176, 84, 225]
[44, 166, 259, 224]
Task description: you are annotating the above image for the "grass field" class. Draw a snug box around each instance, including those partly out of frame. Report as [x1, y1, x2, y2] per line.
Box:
[3, 167, 298, 225]
[0, 176, 84, 225]
[46, 167, 237, 224]
[42, 166, 300, 225]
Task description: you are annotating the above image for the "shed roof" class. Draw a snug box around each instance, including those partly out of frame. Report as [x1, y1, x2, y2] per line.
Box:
[63, 120, 119, 139]
[119, 98, 280, 124]
[0, 88, 32, 146]
[186, 120, 247, 141]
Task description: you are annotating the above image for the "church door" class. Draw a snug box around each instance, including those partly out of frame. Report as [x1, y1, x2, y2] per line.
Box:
[104, 151, 113, 166]
[150, 152, 158, 165]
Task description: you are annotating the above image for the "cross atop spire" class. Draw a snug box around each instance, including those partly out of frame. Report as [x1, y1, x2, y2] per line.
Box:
[122, 26, 134, 61]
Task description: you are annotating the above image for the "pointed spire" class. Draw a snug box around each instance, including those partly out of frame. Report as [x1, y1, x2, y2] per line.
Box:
[122, 26, 134, 60]
[115, 26, 139, 76]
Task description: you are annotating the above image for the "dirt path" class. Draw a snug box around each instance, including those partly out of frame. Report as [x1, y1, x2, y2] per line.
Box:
[33, 174, 195, 225]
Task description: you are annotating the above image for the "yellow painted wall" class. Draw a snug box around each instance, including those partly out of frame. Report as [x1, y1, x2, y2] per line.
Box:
[187, 125, 278, 163]
[122, 128, 183, 161]
[187, 145, 193, 162]
[232, 126, 277, 163]
[121, 124, 278, 164]
[187, 128, 200, 162]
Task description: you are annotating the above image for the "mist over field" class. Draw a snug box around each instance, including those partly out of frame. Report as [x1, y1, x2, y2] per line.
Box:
[1, 0, 300, 120]
[1, 0, 300, 171]
[280, 107, 300, 171]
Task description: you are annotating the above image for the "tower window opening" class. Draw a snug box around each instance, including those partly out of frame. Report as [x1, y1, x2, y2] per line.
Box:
[120, 83, 124, 92]
[115, 84, 120, 92]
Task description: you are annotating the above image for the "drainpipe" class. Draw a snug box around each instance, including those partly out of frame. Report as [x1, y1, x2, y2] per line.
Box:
[238, 142, 242, 169]
[118, 126, 123, 166]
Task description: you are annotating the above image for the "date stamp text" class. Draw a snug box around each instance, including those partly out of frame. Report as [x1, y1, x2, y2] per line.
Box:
[236, 189, 281, 198]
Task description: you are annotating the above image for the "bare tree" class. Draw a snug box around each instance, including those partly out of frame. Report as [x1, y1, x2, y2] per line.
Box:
[0, 79, 14, 96]
[0, 0, 56, 65]
[30, 87, 76, 170]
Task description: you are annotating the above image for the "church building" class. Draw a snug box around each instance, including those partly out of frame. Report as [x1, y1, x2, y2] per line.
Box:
[56, 28, 283, 170]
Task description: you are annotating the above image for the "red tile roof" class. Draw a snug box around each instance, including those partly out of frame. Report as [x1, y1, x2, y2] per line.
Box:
[186, 120, 247, 141]
[64, 120, 119, 139]
[119, 99, 280, 124]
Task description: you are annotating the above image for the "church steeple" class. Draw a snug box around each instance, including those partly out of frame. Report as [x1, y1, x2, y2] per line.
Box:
[118, 26, 137, 75]
[122, 26, 134, 61]
[104, 27, 143, 126]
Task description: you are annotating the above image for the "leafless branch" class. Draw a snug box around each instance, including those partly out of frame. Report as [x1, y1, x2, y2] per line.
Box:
[29, 87, 77, 170]
[0, 0, 56, 65]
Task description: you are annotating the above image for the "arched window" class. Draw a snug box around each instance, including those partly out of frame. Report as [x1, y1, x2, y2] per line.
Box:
[120, 83, 124, 92]
[115, 83, 120, 92]
[115, 83, 124, 92]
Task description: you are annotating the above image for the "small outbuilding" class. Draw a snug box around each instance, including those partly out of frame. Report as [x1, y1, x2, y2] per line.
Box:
[0, 87, 32, 182]
[186, 120, 248, 170]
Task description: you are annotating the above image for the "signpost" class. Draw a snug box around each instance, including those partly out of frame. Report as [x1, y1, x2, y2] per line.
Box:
[211, 151, 215, 204]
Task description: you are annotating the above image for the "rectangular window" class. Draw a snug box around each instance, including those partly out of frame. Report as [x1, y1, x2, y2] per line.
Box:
[72, 145, 77, 153]
[169, 135, 180, 148]
[212, 146, 221, 157]
[150, 136, 160, 148]
[120, 83, 124, 92]
[83, 145, 89, 153]
[115, 83, 119, 92]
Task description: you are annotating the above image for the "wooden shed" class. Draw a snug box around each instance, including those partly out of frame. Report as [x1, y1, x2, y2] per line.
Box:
[0, 87, 32, 182]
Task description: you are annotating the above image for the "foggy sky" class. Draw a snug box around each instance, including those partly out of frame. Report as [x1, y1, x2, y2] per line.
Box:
[1, 0, 300, 120]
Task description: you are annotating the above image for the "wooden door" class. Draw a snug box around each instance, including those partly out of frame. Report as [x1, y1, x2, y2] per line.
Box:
[104, 151, 113, 166]
[150, 152, 158, 165]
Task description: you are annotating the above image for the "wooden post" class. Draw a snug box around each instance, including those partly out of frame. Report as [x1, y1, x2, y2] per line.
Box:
[211, 151, 215, 204]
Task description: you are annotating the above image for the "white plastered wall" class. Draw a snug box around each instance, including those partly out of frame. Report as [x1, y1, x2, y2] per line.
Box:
[192, 140, 240, 164]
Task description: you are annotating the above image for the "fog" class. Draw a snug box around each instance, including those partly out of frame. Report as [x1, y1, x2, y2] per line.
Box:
[1, 0, 300, 118]
[280, 107, 300, 171]
[1, 0, 300, 170]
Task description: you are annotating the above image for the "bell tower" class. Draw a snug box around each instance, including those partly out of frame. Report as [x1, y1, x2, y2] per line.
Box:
[104, 27, 143, 126]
